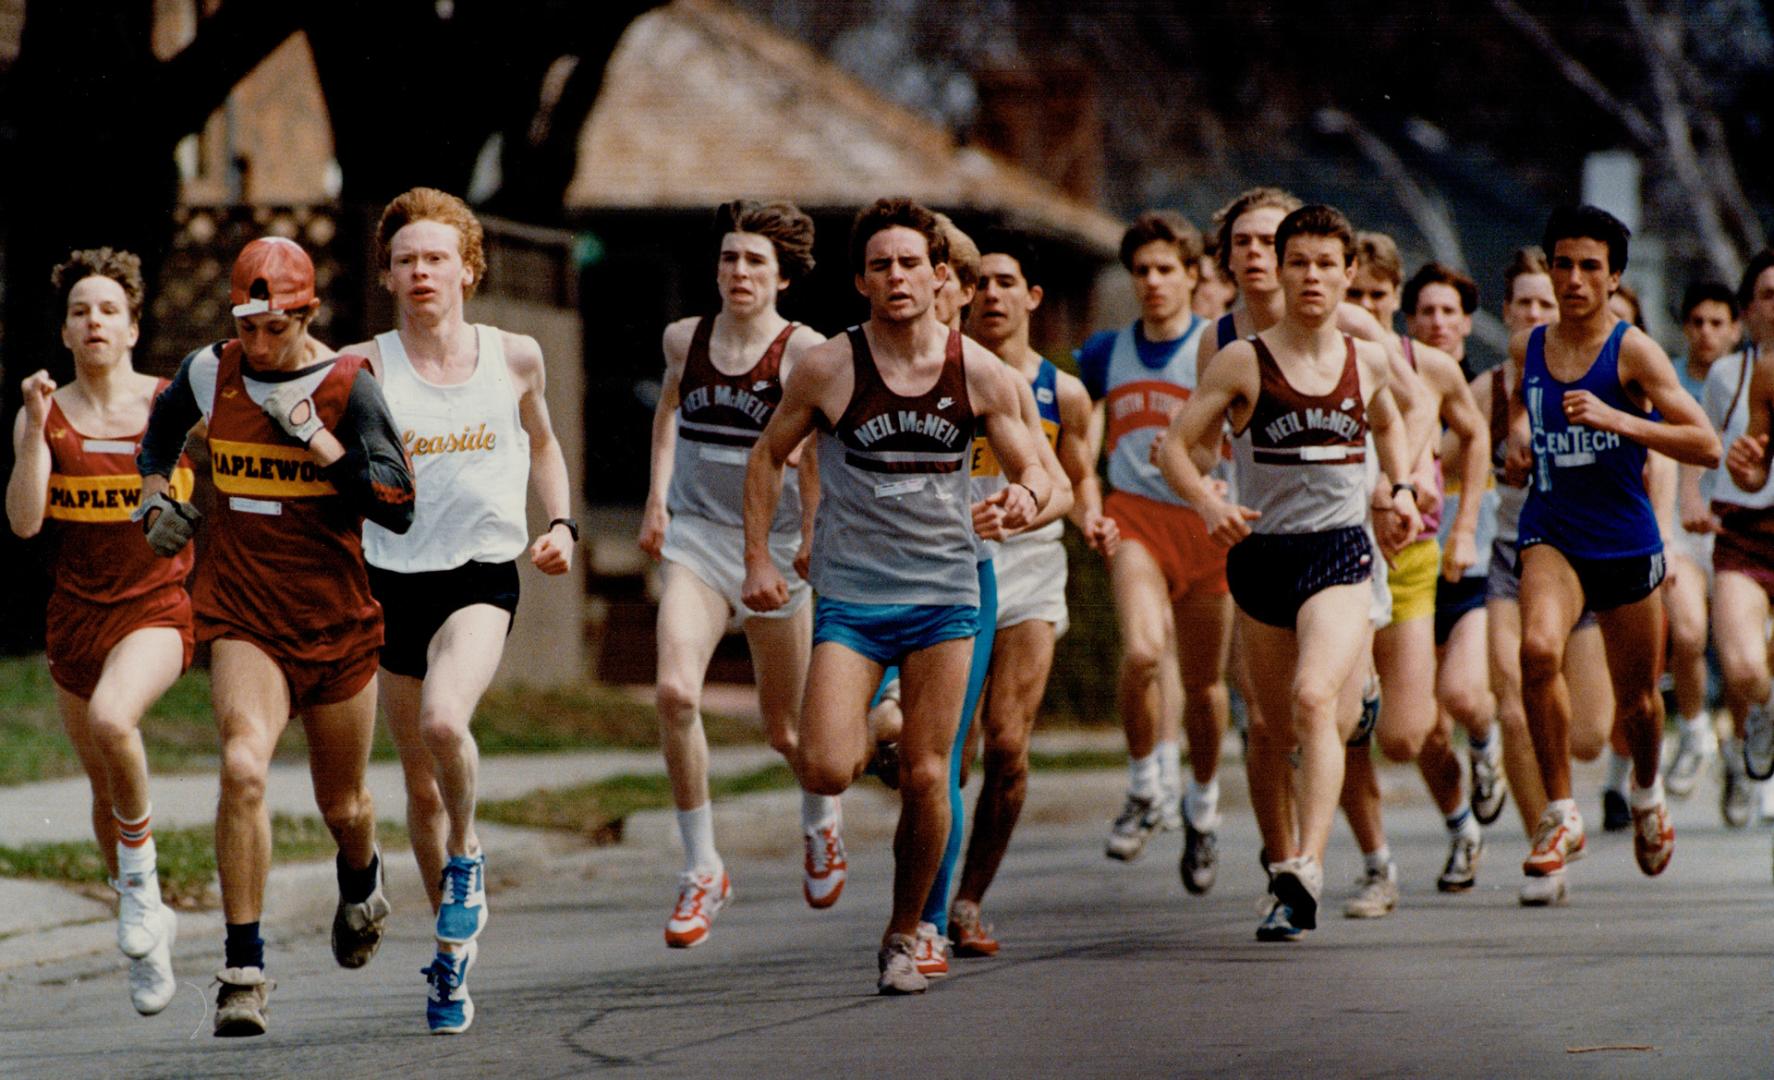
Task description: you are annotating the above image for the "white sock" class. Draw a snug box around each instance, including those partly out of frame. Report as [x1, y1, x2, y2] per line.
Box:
[1363, 845, 1392, 875]
[675, 804, 721, 875]
[800, 791, 838, 832]
[1446, 805, 1480, 841]
[1546, 797, 1576, 821]
[1128, 752, 1160, 800]
[114, 807, 158, 894]
[1183, 777, 1220, 831]
[1156, 740, 1183, 801]
[1629, 775, 1664, 809]
[1681, 712, 1710, 736]
[1603, 751, 1632, 793]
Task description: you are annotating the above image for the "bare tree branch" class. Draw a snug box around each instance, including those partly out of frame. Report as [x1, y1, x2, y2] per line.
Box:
[1316, 108, 1468, 270]
[1486, 0, 1662, 149]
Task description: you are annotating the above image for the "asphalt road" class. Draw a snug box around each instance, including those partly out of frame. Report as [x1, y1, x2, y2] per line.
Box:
[2, 766, 1771, 1078]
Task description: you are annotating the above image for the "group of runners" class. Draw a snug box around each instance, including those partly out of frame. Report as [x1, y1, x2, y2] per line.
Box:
[10, 181, 1774, 1028]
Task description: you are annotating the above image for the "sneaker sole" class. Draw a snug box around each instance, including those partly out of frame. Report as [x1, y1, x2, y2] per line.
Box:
[952, 940, 999, 958]
[877, 978, 928, 995]
[1436, 877, 1477, 893]
[804, 878, 845, 909]
[430, 998, 475, 1035]
[1269, 872, 1318, 930]
[214, 1015, 268, 1038]
[1518, 875, 1569, 907]
[1472, 788, 1508, 826]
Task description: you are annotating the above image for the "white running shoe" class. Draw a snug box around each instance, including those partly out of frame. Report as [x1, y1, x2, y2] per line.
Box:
[114, 873, 163, 959]
[1159, 791, 1184, 833]
[1105, 793, 1164, 861]
[1665, 723, 1716, 799]
[802, 822, 847, 909]
[1344, 863, 1399, 919]
[128, 904, 178, 1016]
[877, 933, 928, 995]
[1519, 870, 1568, 907]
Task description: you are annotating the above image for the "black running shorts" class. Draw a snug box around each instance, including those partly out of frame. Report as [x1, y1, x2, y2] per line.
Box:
[1226, 525, 1374, 630]
[367, 560, 520, 679]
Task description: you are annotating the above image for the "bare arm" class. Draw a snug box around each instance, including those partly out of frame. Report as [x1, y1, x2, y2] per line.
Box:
[1015, 377, 1072, 530]
[1727, 351, 1774, 492]
[5, 373, 56, 538]
[1156, 342, 1258, 546]
[1425, 350, 1489, 580]
[1568, 328, 1721, 468]
[1646, 451, 1678, 545]
[508, 333, 575, 575]
[969, 350, 1050, 530]
[1362, 342, 1424, 545]
[742, 339, 840, 609]
[1338, 302, 1432, 462]
[639, 321, 692, 558]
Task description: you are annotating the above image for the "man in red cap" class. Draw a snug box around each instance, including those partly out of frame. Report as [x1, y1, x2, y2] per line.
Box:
[137, 235, 416, 1037]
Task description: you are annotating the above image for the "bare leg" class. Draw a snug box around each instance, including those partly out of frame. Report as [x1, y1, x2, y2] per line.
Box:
[653, 564, 731, 811]
[381, 671, 448, 911]
[1715, 571, 1772, 738]
[742, 601, 813, 763]
[1174, 590, 1233, 784]
[212, 640, 293, 925]
[885, 637, 973, 944]
[1109, 542, 1174, 763]
[1595, 589, 1669, 790]
[955, 619, 1054, 906]
[1664, 553, 1710, 722]
[303, 676, 380, 874]
[1518, 546, 1587, 803]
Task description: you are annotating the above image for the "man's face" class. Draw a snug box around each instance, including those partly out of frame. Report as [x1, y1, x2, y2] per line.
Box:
[1279, 233, 1351, 322]
[1505, 272, 1558, 334]
[1408, 282, 1472, 357]
[61, 274, 138, 367]
[1228, 205, 1287, 295]
[1682, 300, 1740, 366]
[856, 226, 944, 324]
[1193, 256, 1237, 318]
[1550, 237, 1619, 322]
[969, 253, 1041, 346]
[235, 310, 310, 369]
[388, 219, 471, 312]
[1129, 240, 1195, 324]
[717, 231, 784, 317]
[932, 267, 976, 329]
[1744, 267, 1774, 346]
[1346, 267, 1401, 328]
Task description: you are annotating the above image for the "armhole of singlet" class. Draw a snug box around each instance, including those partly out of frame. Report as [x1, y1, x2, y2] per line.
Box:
[758, 321, 797, 380]
[948, 329, 973, 417]
[683, 316, 715, 390]
[1229, 338, 1272, 438]
[829, 326, 872, 433]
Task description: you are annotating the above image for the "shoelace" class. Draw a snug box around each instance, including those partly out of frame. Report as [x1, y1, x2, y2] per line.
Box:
[1114, 797, 1152, 830]
[422, 957, 462, 1000]
[441, 860, 476, 906]
[806, 828, 839, 874]
[673, 878, 711, 921]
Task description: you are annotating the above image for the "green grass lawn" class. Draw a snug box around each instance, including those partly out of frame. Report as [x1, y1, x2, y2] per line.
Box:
[0, 655, 762, 788]
[479, 763, 801, 844]
[0, 814, 409, 908]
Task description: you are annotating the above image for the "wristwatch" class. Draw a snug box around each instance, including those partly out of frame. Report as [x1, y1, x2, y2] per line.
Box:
[549, 517, 580, 543]
[1390, 482, 1418, 501]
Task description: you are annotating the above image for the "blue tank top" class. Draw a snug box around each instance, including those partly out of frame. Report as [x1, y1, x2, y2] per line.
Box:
[1517, 321, 1661, 559]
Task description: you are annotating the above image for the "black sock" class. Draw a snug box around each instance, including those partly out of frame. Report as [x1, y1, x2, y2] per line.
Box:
[224, 922, 264, 971]
[336, 849, 380, 904]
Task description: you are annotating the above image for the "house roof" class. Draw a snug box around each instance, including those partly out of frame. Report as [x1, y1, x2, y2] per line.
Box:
[564, 0, 1122, 255]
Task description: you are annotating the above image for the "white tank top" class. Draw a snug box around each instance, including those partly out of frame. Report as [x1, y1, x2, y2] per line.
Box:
[364, 324, 531, 572]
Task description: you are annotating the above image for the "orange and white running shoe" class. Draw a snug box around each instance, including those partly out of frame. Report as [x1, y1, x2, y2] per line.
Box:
[1522, 805, 1586, 877]
[664, 869, 730, 948]
[913, 921, 950, 977]
[803, 823, 847, 909]
[1631, 791, 1675, 876]
[949, 899, 999, 957]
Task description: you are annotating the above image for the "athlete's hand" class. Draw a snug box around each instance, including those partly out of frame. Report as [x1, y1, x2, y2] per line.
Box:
[742, 560, 789, 613]
[1561, 390, 1624, 433]
[1199, 496, 1260, 548]
[1372, 501, 1409, 563]
[1411, 458, 1442, 516]
[1390, 487, 1424, 547]
[1082, 510, 1120, 558]
[19, 370, 56, 431]
[1503, 428, 1534, 488]
[131, 490, 201, 557]
[997, 483, 1037, 533]
[261, 382, 324, 444]
[1680, 490, 1721, 534]
[972, 497, 1008, 542]
[637, 501, 668, 559]
[1727, 433, 1771, 493]
[531, 524, 574, 576]
[1442, 529, 1477, 582]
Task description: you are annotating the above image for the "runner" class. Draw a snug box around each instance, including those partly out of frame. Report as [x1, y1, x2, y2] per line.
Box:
[1507, 206, 1719, 906]
[5, 248, 194, 1016]
[1663, 281, 1742, 797]
[1161, 203, 1422, 940]
[338, 188, 577, 1033]
[741, 198, 1049, 994]
[634, 200, 837, 957]
[948, 228, 1093, 955]
[1074, 211, 1226, 877]
[136, 236, 416, 1035]
[1194, 245, 1238, 319]
[1707, 251, 1774, 828]
[1337, 239, 1492, 915]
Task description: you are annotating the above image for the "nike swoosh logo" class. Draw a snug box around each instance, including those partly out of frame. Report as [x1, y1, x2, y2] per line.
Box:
[937, 397, 955, 409]
[753, 380, 771, 391]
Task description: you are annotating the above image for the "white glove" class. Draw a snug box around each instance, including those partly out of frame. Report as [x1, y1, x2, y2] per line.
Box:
[262, 382, 324, 443]
[131, 490, 202, 557]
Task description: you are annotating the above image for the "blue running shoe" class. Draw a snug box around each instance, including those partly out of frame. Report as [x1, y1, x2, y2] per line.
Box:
[423, 941, 476, 1035]
[1256, 897, 1302, 942]
[436, 852, 486, 944]
[1348, 674, 1380, 748]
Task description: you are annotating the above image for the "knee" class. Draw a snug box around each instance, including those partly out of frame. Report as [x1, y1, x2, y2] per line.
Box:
[418, 708, 469, 756]
[1519, 634, 1564, 688]
[796, 753, 854, 797]
[655, 676, 701, 722]
[1440, 686, 1490, 728]
[319, 786, 372, 837]
[1292, 677, 1339, 725]
[1377, 728, 1424, 764]
[219, 741, 269, 806]
[899, 752, 948, 798]
[406, 776, 445, 818]
[1569, 724, 1606, 762]
[82, 700, 136, 749]
[1615, 689, 1657, 726]
[1120, 638, 1163, 683]
[982, 735, 1030, 789]
[1720, 646, 1766, 696]
[765, 721, 798, 760]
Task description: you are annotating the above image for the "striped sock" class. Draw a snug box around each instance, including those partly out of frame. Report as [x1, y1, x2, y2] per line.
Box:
[115, 807, 157, 881]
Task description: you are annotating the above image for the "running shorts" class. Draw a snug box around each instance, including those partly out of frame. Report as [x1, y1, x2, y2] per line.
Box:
[1226, 525, 1373, 630]
[45, 585, 193, 701]
[368, 560, 519, 679]
[201, 618, 382, 713]
[1713, 504, 1774, 597]
[661, 514, 808, 630]
[1518, 539, 1666, 613]
[1387, 538, 1440, 624]
[814, 597, 978, 667]
[993, 536, 1068, 637]
[1103, 490, 1228, 599]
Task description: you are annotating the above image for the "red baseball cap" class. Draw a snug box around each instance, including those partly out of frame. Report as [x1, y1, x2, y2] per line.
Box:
[230, 236, 317, 317]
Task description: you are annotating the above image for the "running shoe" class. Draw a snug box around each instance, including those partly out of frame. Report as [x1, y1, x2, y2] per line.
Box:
[877, 933, 929, 995]
[1631, 794, 1675, 876]
[423, 940, 477, 1035]
[1349, 674, 1381, 748]
[664, 869, 730, 948]
[331, 850, 391, 969]
[1469, 738, 1507, 825]
[1160, 791, 1184, 833]
[128, 904, 177, 1016]
[1665, 723, 1715, 799]
[1437, 830, 1483, 893]
[1256, 896, 1303, 942]
[435, 851, 487, 945]
[1179, 815, 1218, 895]
[949, 899, 998, 957]
[1268, 855, 1322, 930]
[1601, 788, 1631, 833]
[114, 872, 162, 959]
[1105, 793, 1164, 861]
[913, 921, 950, 977]
[1344, 862, 1398, 919]
[1523, 805, 1586, 877]
[803, 822, 847, 908]
[1518, 870, 1568, 907]
[1722, 739, 1753, 828]
[213, 966, 274, 1037]
[1746, 705, 1774, 781]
